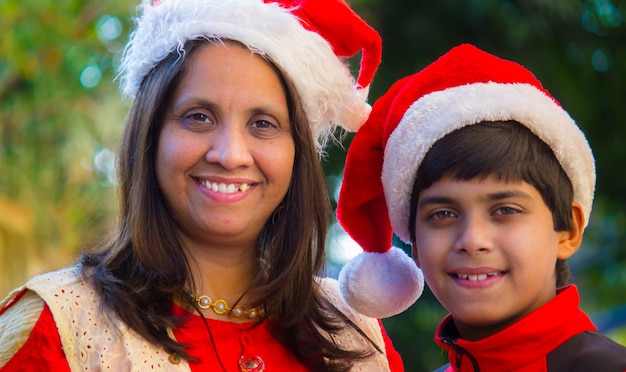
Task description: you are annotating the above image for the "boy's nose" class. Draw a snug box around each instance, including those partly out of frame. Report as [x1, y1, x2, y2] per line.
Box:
[453, 216, 493, 255]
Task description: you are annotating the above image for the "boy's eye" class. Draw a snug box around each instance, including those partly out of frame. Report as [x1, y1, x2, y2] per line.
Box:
[494, 206, 520, 216]
[429, 210, 457, 221]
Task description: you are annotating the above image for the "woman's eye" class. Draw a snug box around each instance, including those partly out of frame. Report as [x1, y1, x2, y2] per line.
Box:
[251, 119, 276, 129]
[180, 111, 215, 130]
[189, 113, 212, 123]
[250, 117, 286, 138]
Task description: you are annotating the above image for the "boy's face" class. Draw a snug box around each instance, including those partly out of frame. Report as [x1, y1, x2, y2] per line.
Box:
[412, 174, 580, 340]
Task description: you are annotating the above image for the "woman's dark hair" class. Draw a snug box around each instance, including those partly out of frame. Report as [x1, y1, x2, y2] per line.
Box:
[408, 121, 574, 287]
[80, 39, 374, 371]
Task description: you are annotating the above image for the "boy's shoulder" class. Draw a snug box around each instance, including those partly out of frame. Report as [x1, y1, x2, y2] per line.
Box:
[547, 330, 626, 371]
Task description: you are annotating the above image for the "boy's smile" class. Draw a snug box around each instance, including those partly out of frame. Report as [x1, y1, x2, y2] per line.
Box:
[412, 175, 578, 340]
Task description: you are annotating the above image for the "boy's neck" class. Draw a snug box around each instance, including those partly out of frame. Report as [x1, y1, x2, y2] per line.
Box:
[451, 289, 558, 341]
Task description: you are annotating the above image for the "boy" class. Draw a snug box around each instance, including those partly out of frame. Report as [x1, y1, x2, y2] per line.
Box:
[336, 44, 626, 370]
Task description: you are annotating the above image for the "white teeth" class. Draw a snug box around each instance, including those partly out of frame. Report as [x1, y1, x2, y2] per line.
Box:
[457, 272, 498, 281]
[201, 180, 250, 194]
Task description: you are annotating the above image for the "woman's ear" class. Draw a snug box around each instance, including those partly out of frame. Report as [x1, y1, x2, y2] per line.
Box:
[557, 201, 585, 260]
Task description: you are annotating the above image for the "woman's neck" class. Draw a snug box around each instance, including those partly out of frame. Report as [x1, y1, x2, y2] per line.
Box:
[183, 238, 259, 307]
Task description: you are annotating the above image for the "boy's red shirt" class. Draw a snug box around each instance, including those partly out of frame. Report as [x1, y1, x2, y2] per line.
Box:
[433, 285, 626, 371]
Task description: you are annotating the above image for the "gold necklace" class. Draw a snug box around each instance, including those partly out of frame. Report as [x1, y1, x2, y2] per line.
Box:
[188, 291, 266, 320]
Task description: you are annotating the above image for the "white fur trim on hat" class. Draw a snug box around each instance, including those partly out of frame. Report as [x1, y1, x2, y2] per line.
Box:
[338, 246, 424, 319]
[118, 0, 371, 151]
[383, 82, 596, 243]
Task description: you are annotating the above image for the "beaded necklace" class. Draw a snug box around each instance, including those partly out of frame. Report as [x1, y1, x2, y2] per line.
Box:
[188, 291, 266, 320]
[185, 290, 267, 372]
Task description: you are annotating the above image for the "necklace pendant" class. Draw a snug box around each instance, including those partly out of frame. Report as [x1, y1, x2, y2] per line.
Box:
[239, 355, 265, 372]
[197, 295, 212, 310]
[232, 305, 245, 318]
[213, 299, 229, 315]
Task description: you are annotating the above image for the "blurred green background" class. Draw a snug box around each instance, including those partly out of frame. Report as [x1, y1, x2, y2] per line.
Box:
[1, 0, 624, 370]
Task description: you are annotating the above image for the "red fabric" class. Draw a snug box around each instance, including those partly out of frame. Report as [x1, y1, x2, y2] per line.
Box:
[379, 319, 404, 372]
[434, 285, 597, 371]
[173, 306, 402, 371]
[380, 44, 556, 140]
[337, 43, 557, 256]
[264, 0, 382, 89]
[0, 288, 27, 316]
[337, 73, 413, 254]
[1, 297, 399, 371]
[0, 303, 70, 372]
[171, 304, 311, 371]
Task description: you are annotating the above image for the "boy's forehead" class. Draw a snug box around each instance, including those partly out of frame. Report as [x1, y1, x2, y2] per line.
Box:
[418, 174, 538, 201]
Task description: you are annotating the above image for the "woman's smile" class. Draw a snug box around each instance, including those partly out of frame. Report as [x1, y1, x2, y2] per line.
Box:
[156, 42, 295, 246]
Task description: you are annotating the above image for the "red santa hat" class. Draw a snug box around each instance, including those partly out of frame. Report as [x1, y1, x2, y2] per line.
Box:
[337, 43, 595, 318]
[118, 0, 382, 152]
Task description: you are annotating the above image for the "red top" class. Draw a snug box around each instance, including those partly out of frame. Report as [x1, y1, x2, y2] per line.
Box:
[1, 296, 403, 371]
[434, 285, 598, 371]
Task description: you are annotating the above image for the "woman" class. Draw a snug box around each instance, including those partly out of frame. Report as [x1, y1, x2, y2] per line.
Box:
[0, 0, 402, 371]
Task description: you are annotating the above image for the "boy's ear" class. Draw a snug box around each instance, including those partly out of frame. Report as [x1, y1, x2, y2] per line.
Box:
[557, 202, 585, 260]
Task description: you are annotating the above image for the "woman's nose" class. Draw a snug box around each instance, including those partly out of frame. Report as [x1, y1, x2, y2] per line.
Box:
[204, 125, 254, 169]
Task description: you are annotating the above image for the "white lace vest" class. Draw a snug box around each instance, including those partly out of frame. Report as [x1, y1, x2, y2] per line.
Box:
[11, 266, 390, 371]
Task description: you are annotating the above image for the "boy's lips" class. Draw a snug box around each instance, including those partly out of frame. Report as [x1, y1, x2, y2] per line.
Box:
[453, 272, 501, 281]
[449, 268, 506, 282]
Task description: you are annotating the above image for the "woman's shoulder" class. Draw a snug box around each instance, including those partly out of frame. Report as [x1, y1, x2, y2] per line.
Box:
[13, 265, 97, 317]
[24, 265, 83, 290]
[0, 289, 70, 370]
[2, 266, 188, 371]
[317, 276, 384, 344]
[0, 265, 87, 367]
[317, 276, 372, 315]
[317, 277, 400, 371]
[0, 265, 81, 322]
[317, 276, 355, 316]
[0, 288, 47, 368]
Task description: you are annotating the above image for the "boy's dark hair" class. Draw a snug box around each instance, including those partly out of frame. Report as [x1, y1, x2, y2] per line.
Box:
[408, 120, 574, 287]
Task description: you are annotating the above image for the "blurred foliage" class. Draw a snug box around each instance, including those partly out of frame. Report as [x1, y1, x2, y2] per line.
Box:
[1, 0, 625, 371]
[0, 0, 131, 294]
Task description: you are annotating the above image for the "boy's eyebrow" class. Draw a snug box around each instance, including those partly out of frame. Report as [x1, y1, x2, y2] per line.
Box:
[417, 196, 455, 208]
[483, 190, 533, 202]
[418, 189, 533, 208]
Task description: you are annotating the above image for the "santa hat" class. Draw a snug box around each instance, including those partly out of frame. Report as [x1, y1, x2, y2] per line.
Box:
[118, 0, 382, 151]
[337, 43, 595, 318]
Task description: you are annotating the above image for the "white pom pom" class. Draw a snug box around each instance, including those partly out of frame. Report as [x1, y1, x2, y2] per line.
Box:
[338, 246, 424, 318]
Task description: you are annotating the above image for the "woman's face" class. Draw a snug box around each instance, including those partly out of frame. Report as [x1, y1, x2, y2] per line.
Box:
[156, 42, 295, 249]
